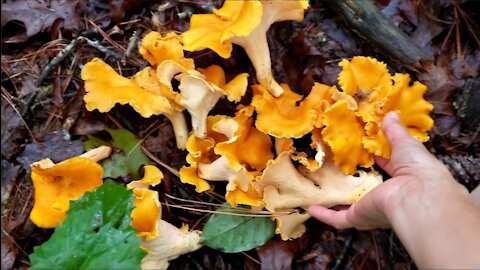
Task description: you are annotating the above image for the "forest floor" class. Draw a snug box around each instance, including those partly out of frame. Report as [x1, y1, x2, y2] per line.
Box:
[1, 0, 479, 269]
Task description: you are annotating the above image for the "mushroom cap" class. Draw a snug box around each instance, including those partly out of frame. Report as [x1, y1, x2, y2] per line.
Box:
[363, 73, 434, 158]
[275, 211, 311, 240]
[321, 100, 374, 175]
[81, 58, 173, 118]
[199, 65, 249, 103]
[213, 108, 273, 171]
[139, 31, 194, 69]
[127, 165, 164, 240]
[251, 84, 318, 138]
[179, 165, 211, 193]
[182, 1, 263, 58]
[30, 157, 103, 228]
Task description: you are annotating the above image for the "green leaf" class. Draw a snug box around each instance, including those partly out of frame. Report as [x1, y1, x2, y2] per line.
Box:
[83, 135, 109, 151]
[83, 128, 151, 179]
[200, 204, 275, 253]
[29, 181, 146, 269]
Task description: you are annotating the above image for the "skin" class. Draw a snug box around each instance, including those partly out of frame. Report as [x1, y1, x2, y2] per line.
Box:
[308, 111, 480, 269]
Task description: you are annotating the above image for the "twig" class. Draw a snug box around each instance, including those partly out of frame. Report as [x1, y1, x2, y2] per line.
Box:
[125, 29, 142, 59]
[36, 38, 81, 86]
[86, 19, 126, 52]
[332, 231, 354, 270]
[242, 252, 261, 265]
[141, 145, 180, 177]
[325, 0, 432, 67]
[159, 202, 289, 217]
[1, 89, 38, 144]
[81, 37, 123, 60]
[36, 36, 123, 86]
[164, 193, 296, 215]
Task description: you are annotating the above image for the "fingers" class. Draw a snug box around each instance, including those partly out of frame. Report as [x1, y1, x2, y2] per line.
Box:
[382, 112, 422, 154]
[307, 205, 352, 230]
[381, 112, 434, 173]
[374, 155, 394, 176]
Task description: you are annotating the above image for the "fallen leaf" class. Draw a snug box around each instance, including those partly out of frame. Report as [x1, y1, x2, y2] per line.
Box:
[1, 0, 86, 39]
[107, 0, 143, 24]
[1, 97, 27, 160]
[16, 130, 84, 173]
[257, 236, 310, 270]
[1, 231, 18, 270]
[142, 121, 175, 163]
[1, 160, 20, 206]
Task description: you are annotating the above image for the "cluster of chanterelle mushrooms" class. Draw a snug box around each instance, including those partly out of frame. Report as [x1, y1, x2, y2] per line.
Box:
[29, 0, 434, 269]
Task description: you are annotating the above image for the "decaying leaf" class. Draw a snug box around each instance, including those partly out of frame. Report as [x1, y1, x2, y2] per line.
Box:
[1, 0, 86, 40]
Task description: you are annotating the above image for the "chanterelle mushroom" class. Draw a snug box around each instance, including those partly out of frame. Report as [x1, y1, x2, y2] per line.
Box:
[182, 0, 308, 97]
[322, 56, 434, 169]
[179, 108, 272, 207]
[141, 220, 202, 270]
[176, 68, 248, 138]
[81, 31, 197, 150]
[29, 146, 111, 228]
[127, 165, 164, 240]
[255, 151, 382, 212]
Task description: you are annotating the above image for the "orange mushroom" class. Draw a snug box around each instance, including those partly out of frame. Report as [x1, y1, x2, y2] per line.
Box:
[29, 146, 111, 228]
[126, 165, 164, 240]
[182, 0, 308, 97]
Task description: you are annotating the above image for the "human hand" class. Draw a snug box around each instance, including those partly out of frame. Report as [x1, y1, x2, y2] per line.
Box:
[308, 111, 460, 230]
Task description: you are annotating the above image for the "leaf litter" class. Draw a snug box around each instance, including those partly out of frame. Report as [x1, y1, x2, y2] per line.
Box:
[1, 0, 479, 269]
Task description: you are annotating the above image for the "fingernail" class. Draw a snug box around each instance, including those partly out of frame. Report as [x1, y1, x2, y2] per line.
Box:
[385, 111, 399, 122]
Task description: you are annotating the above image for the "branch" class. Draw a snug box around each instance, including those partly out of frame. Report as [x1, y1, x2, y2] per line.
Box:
[324, 0, 432, 68]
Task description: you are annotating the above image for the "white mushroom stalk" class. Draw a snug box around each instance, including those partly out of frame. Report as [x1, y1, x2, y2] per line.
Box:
[231, 1, 308, 97]
[256, 152, 383, 212]
[177, 71, 226, 138]
[141, 219, 202, 270]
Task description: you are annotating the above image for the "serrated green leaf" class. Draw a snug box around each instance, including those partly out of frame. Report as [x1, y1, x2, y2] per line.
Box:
[29, 181, 146, 269]
[83, 128, 151, 179]
[200, 204, 275, 253]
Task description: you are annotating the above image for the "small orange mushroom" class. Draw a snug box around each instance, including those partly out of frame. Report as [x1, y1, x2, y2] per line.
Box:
[30, 146, 111, 228]
[139, 31, 194, 70]
[127, 165, 164, 240]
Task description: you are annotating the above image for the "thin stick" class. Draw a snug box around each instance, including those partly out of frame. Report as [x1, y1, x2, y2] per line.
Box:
[36, 36, 123, 86]
[141, 145, 180, 177]
[1, 91, 38, 144]
[36, 38, 81, 86]
[125, 29, 141, 59]
[160, 203, 290, 217]
[242, 252, 261, 265]
[81, 37, 123, 60]
[86, 19, 126, 52]
[165, 193, 295, 215]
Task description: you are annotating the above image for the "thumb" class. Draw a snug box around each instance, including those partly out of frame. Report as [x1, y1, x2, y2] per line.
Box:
[381, 112, 432, 174]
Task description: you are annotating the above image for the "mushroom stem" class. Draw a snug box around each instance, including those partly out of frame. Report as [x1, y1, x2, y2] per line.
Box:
[79, 146, 112, 162]
[233, 31, 283, 97]
[165, 111, 188, 150]
[141, 220, 202, 270]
